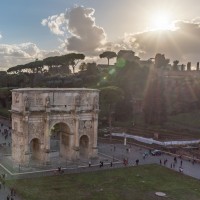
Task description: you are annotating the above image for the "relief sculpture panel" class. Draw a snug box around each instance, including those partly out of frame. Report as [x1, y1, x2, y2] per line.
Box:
[29, 122, 44, 139]
[35, 94, 43, 106]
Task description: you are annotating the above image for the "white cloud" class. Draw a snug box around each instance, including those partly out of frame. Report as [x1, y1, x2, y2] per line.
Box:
[0, 33, 2, 39]
[41, 13, 66, 36]
[42, 6, 106, 55]
[0, 43, 61, 70]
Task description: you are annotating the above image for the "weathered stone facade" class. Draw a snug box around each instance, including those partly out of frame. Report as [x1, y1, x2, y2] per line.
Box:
[11, 88, 99, 165]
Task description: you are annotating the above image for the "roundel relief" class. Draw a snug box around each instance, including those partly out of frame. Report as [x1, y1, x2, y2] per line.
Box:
[79, 120, 92, 129]
[85, 120, 92, 129]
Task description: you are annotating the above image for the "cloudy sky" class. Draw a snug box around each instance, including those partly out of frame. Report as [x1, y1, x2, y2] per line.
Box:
[1, 0, 200, 70]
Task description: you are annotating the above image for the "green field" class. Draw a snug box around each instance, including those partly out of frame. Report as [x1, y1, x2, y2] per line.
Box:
[6, 164, 200, 200]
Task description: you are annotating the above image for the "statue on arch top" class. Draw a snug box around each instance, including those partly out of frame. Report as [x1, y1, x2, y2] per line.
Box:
[45, 96, 50, 108]
[24, 96, 29, 111]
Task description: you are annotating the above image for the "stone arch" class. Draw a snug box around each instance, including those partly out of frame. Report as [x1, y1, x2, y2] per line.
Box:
[79, 135, 89, 159]
[30, 138, 42, 161]
[50, 120, 72, 134]
[50, 122, 72, 160]
[11, 88, 99, 166]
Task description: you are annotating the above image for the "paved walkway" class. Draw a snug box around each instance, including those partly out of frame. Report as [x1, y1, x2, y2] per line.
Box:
[98, 142, 200, 179]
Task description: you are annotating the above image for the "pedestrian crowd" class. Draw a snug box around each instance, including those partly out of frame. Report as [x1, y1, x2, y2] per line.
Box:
[0, 173, 18, 200]
[6, 187, 16, 200]
[0, 123, 11, 147]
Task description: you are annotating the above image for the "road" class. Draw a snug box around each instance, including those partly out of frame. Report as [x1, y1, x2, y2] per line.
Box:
[98, 142, 200, 179]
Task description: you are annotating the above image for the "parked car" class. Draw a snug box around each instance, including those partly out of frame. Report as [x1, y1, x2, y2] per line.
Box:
[151, 149, 162, 156]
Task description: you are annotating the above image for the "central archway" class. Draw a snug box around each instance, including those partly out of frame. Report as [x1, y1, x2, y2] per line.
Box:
[50, 122, 71, 160]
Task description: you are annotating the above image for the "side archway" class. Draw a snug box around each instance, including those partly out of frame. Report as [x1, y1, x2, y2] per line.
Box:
[30, 138, 42, 161]
[79, 135, 89, 159]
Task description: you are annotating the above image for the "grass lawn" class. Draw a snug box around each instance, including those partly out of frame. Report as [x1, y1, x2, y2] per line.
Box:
[6, 164, 200, 200]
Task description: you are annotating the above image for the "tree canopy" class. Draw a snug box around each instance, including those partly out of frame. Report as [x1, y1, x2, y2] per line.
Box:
[7, 53, 85, 74]
[99, 51, 117, 66]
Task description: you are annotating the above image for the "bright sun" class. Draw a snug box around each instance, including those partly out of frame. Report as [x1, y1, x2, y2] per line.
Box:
[152, 12, 172, 30]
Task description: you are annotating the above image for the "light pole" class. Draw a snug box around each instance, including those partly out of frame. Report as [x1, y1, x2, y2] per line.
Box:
[123, 133, 127, 146]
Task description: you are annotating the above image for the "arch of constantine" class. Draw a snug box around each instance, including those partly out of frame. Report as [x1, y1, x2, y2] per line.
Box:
[11, 88, 99, 166]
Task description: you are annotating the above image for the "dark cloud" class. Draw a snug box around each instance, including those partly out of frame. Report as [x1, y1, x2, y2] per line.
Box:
[65, 6, 106, 53]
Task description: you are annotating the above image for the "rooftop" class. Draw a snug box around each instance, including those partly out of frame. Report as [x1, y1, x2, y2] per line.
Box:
[12, 88, 99, 92]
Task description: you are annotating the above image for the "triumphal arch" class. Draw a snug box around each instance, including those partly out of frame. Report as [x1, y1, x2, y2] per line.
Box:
[11, 88, 99, 166]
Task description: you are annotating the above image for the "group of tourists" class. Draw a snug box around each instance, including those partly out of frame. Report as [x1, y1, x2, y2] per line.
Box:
[6, 188, 16, 200]
[0, 172, 17, 200]
[0, 123, 11, 147]
[158, 156, 185, 173]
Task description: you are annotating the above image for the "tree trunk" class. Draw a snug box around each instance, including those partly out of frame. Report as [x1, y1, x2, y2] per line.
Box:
[107, 58, 110, 66]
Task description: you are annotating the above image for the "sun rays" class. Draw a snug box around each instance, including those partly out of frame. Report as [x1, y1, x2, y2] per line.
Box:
[151, 11, 173, 30]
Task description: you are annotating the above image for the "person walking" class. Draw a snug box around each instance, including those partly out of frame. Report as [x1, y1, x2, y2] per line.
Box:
[136, 159, 139, 166]
[174, 157, 177, 163]
[99, 161, 103, 168]
[110, 161, 113, 167]
[179, 167, 183, 173]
